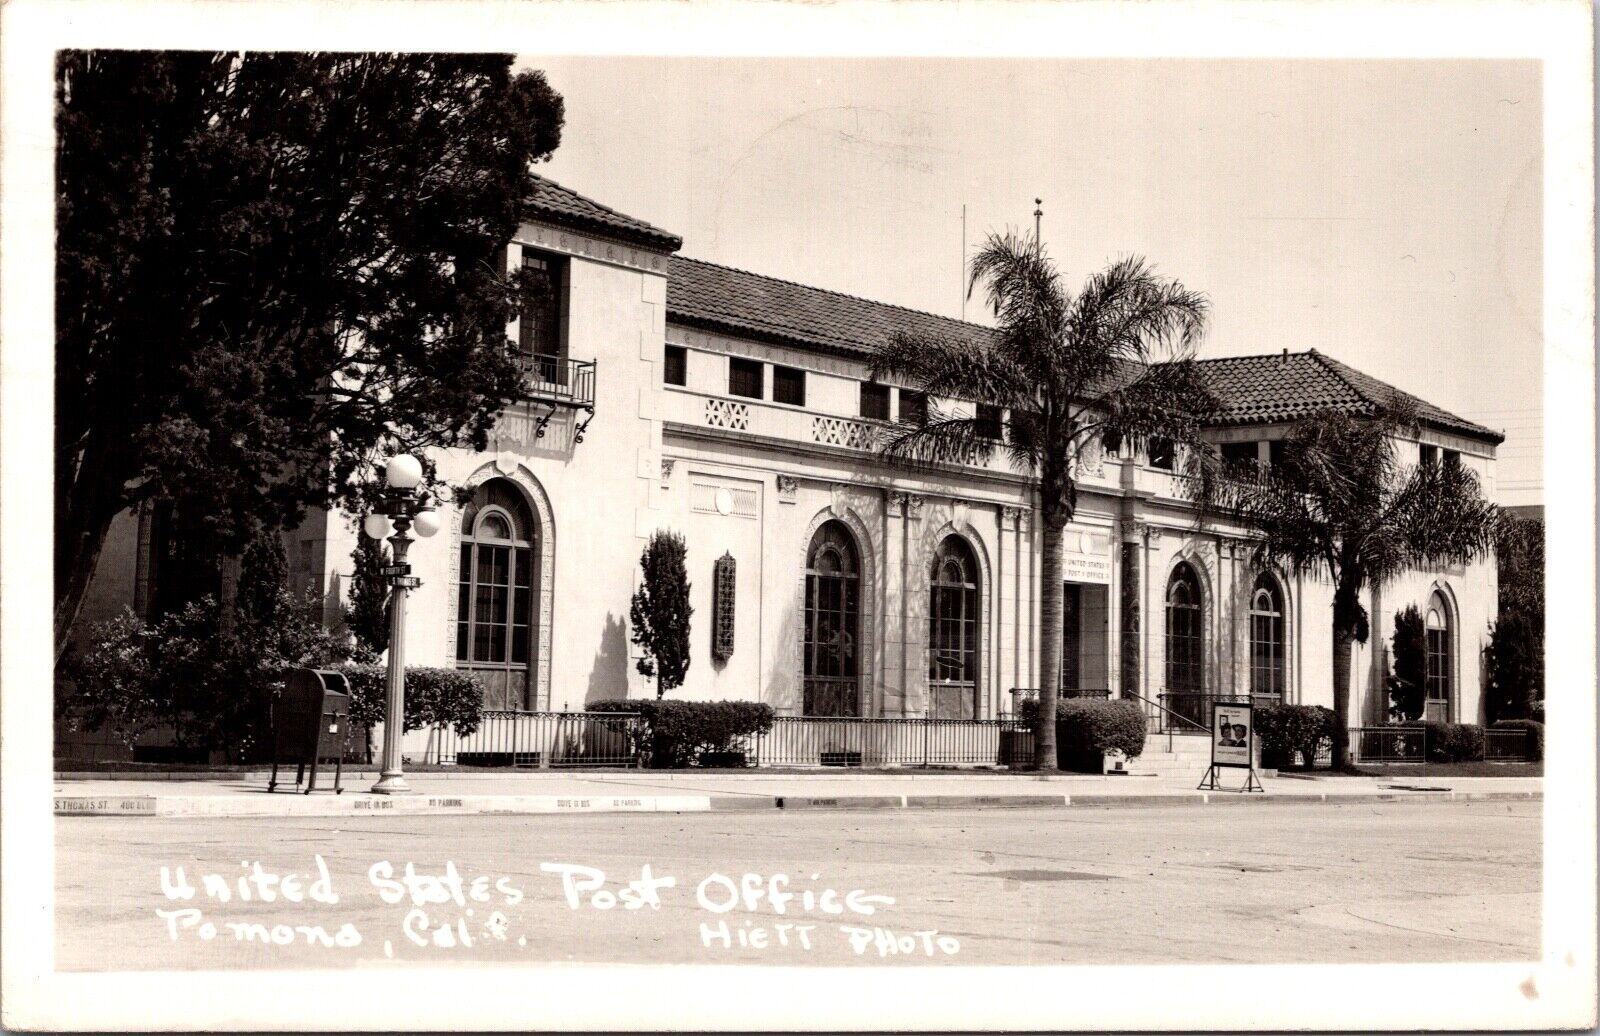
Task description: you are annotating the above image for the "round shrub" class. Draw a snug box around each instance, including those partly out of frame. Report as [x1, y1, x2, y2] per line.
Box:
[1491, 718, 1545, 761]
[1422, 721, 1487, 762]
[336, 663, 485, 737]
[1255, 704, 1337, 769]
[589, 699, 774, 768]
[1024, 699, 1146, 771]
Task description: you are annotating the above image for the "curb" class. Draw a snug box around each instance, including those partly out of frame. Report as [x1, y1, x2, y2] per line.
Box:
[53, 788, 1540, 819]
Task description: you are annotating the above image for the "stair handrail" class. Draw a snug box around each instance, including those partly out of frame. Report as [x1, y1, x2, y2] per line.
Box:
[1120, 687, 1210, 754]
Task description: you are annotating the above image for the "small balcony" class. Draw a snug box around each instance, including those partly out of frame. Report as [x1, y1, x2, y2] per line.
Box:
[515, 353, 596, 442]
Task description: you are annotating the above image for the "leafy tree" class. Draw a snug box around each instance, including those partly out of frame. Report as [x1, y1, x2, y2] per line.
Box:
[1485, 608, 1541, 722]
[346, 531, 392, 655]
[1192, 403, 1502, 769]
[871, 234, 1214, 769]
[55, 51, 565, 661]
[1386, 604, 1426, 722]
[629, 531, 693, 699]
[1486, 514, 1543, 722]
[239, 532, 288, 628]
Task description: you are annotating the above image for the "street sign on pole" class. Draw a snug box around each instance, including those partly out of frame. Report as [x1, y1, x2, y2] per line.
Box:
[390, 575, 421, 589]
[380, 564, 411, 577]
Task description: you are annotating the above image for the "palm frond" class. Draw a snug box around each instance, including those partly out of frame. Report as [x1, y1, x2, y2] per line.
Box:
[876, 409, 1014, 472]
[869, 328, 1032, 410]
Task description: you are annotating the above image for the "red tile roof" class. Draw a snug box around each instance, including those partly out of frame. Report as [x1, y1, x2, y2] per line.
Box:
[525, 174, 682, 252]
[667, 255, 996, 357]
[1195, 350, 1503, 442]
[664, 255, 1502, 444]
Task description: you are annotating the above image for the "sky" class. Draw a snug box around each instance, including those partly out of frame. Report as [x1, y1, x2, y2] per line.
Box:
[516, 57, 1543, 506]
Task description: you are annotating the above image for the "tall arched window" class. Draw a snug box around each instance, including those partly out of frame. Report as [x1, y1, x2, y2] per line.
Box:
[456, 479, 538, 709]
[1425, 592, 1453, 722]
[1165, 562, 1204, 695]
[1249, 573, 1286, 702]
[929, 536, 980, 720]
[803, 521, 861, 717]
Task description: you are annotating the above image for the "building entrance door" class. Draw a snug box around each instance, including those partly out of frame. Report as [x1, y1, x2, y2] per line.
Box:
[1062, 582, 1110, 696]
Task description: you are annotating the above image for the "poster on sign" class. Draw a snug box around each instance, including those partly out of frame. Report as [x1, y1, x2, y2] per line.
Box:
[1212, 703, 1253, 768]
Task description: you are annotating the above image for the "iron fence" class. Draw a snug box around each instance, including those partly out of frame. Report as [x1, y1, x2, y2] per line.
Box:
[1353, 725, 1429, 763]
[423, 711, 643, 768]
[420, 711, 1035, 769]
[1484, 728, 1531, 761]
[755, 716, 1030, 768]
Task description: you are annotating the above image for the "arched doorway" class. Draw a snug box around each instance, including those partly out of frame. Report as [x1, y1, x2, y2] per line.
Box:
[803, 521, 861, 717]
[929, 535, 981, 720]
[1249, 572, 1286, 706]
[455, 478, 539, 710]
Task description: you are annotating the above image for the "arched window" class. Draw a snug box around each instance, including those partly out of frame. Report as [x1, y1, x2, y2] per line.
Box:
[1249, 574, 1286, 702]
[1425, 593, 1453, 722]
[929, 536, 980, 720]
[1165, 562, 1204, 695]
[803, 521, 861, 717]
[456, 479, 538, 709]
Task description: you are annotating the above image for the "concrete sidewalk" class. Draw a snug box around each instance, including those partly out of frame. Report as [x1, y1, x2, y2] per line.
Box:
[53, 768, 1543, 818]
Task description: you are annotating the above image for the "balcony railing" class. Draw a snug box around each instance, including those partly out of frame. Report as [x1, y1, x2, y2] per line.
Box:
[515, 353, 596, 441]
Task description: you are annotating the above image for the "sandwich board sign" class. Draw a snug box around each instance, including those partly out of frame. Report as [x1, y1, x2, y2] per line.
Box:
[1198, 700, 1264, 792]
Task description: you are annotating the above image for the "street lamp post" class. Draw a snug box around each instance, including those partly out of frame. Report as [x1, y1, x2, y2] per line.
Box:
[364, 453, 441, 795]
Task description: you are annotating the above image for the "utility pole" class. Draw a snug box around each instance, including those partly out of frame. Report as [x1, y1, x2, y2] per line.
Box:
[1034, 198, 1043, 253]
[960, 204, 967, 321]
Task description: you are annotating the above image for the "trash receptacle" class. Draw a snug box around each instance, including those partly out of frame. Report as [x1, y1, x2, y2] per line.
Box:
[268, 668, 351, 794]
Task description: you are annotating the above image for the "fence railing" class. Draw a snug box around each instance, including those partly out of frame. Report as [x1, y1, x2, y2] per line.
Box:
[1353, 725, 1429, 763]
[415, 711, 1034, 769]
[755, 716, 1031, 768]
[1484, 728, 1531, 761]
[422, 711, 643, 768]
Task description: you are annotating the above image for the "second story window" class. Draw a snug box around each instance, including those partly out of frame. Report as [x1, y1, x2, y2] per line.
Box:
[663, 345, 687, 387]
[860, 383, 890, 421]
[898, 389, 928, 426]
[518, 251, 567, 381]
[729, 357, 764, 400]
[1443, 449, 1461, 472]
[773, 365, 806, 407]
[1220, 441, 1258, 470]
[1149, 437, 1175, 471]
[1419, 443, 1439, 468]
[975, 404, 1003, 440]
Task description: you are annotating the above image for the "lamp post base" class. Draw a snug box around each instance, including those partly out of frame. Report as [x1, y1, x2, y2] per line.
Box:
[370, 773, 413, 795]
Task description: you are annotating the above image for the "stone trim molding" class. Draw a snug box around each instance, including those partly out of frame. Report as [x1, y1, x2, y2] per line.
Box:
[795, 503, 878, 719]
[447, 458, 558, 711]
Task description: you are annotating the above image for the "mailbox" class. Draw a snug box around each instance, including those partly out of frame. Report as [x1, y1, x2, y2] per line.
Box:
[268, 668, 351, 794]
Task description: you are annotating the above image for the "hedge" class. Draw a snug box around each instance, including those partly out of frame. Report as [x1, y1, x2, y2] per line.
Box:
[1018, 698, 1145, 770]
[1491, 718, 1545, 761]
[1255, 705, 1336, 769]
[1421, 721, 1486, 762]
[588, 699, 774, 768]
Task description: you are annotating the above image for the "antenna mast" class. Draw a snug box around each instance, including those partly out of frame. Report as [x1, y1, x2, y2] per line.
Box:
[960, 204, 967, 321]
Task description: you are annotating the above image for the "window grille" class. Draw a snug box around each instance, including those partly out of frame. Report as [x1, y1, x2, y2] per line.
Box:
[712, 552, 737, 661]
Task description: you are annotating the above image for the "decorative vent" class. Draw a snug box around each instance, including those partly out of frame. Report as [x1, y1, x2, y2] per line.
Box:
[712, 552, 737, 662]
[690, 480, 760, 519]
[812, 416, 876, 450]
[706, 398, 749, 431]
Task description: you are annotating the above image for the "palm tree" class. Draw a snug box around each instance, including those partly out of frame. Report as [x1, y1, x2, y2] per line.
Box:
[871, 232, 1214, 770]
[1190, 401, 1502, 770]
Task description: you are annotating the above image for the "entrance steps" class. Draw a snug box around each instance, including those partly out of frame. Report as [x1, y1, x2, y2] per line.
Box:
[1122, 732, 1214, 778]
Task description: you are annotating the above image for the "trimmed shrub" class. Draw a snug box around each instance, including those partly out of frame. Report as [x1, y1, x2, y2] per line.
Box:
[1423, 721, 1487, 762]
[1255, 704, 1337, 769]
[1491, 718, 1545, 761]
[589, 699, 774, 768]
[1020, 699, 1146, 771]
[337, 664, 485, 737]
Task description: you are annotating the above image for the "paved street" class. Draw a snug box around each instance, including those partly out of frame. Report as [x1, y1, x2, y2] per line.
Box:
[56, 798, 1539, 970]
